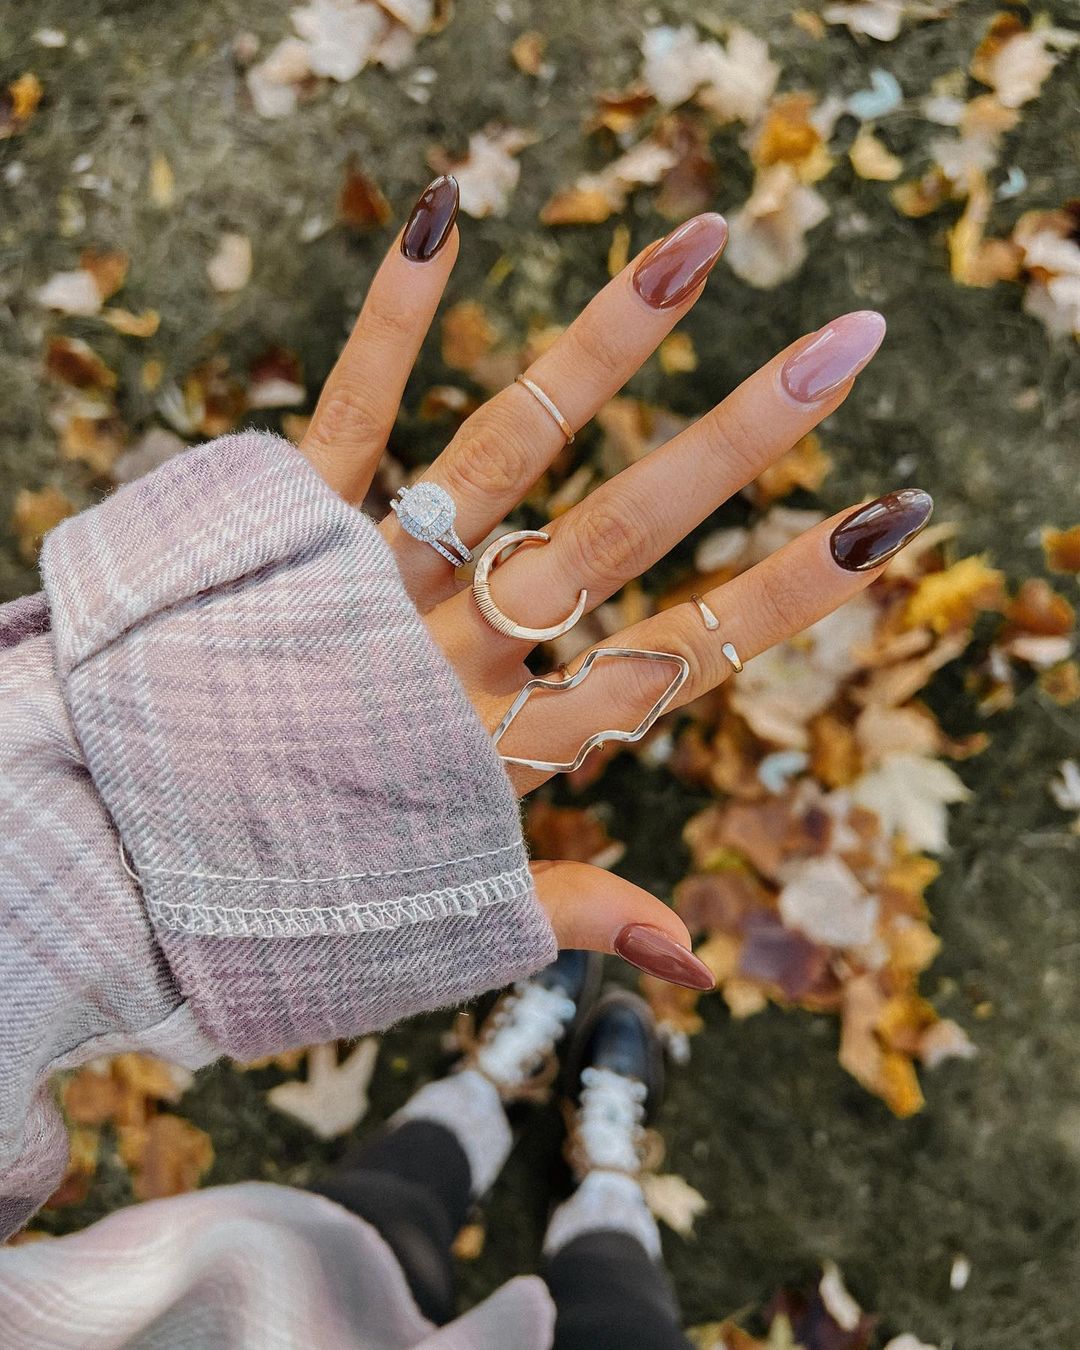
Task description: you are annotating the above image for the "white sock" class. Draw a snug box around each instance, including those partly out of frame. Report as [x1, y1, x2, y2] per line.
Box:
[543, 1170, 662, 1260]
[391, 1068, 512, 1197]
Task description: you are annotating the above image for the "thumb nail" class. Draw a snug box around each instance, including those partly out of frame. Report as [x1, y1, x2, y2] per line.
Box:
[613, 924, 715, 990]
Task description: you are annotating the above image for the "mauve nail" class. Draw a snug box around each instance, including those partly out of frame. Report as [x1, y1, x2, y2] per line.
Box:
[780, 310, 886, 404]
[400, 175, 459, 262]
[614, 924, 716, 991]
[632, 213, 728, 310]
[830, 488, 934, 572]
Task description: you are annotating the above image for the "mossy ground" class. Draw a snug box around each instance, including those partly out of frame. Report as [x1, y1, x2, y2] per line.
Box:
[3, 2, 1080, 1344]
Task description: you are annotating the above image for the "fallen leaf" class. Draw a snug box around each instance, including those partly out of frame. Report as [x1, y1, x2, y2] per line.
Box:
[338, 156, 392, 228]
[118, 1114, 214, 1200]
[102, 307, 160, 337]
[1, 72, 43, 138]
[149, 152, 175, 207]
[292, 0, 390, 81]
[641, 1172, 707, 1236]
[431, 126, 533, 219]
[441, 300, 497, 373]
[904, 555, 1005, 634]
[659, 333, 698, 374]
[823, 0, 905, 42]
[970, 13, 1074, 109]
[511, 30, 546, 76]
[267, 1039, 380, 1138]
[34, 270, 104, 316]
[640, 24, 778, 125]
[12, 485, 76, 562]
[45, 336, 117, 391]
[725, 164, 829, 289]
[452, 1221, 486, 1259]
[851, 754, 970, 852]
[541, 137, 678, 226]
[777, 856, 879, 948]
[850, 128, 903, 181]
[1043, 525, 1080, 574]
[750, 432, 831, 505]
[207, 232, 253, 292]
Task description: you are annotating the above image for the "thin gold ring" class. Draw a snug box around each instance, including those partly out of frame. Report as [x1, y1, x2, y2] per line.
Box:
[515, 375, 575, 444]
[689, 594, 743, 673]
[473, 530, 588, 642]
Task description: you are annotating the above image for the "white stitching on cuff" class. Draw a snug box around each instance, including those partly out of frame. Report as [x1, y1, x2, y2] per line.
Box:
[146, 863, 535, 938]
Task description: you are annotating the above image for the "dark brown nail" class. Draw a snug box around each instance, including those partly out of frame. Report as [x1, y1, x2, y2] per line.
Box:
[830, 489, 934, 572]
[401, 175, 459, 262]
[632, 213, 728, 311]
[614, 924, 716, 990]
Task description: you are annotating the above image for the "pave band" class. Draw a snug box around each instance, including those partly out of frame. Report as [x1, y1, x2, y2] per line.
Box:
[391, 481, 472, 567]
[515, 375, 575, 444]
[689, 594, 743, 672]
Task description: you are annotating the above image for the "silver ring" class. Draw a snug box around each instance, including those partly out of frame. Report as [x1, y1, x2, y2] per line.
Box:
[515, 375, 575, 444]
[391, 482, 472, 567]
[473, 530, 587, 642]
[689, 595, 742, 672]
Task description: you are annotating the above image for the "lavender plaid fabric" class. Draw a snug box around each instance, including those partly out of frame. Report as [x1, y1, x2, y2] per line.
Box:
[0, 430, 558, 1346]
[39, 430, 555, 1058]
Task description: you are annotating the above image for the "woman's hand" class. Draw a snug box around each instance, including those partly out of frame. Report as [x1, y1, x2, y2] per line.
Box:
[297, 176, 931, 977]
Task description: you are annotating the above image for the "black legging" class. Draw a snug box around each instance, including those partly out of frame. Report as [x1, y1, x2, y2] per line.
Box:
[310, 1118, 691, 1349]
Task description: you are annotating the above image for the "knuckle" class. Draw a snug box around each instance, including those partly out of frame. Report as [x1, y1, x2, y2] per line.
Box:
[364, 297, 419, 344]
[570, 498, 649, 588]
[444, 413, 527, 501]
[569, 319, 627, 381]
[700, 402, 766, 477]
[309, 385, 387, 450]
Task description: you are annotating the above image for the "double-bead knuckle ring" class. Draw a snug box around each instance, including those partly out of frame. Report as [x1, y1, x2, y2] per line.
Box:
[689, 594, 742, 673]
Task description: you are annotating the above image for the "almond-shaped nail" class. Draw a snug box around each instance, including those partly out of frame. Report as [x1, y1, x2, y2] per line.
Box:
[401, 175, 459, 262]
[780, 310, 886, 404]
[614, 924, 716, 990]
[632, 213, 728, 311]
[830, 489, 934, 572]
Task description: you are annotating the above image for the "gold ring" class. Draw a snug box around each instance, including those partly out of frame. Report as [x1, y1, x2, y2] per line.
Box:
[473, 530, 588, 642]
[689, 594, 743, 673]
[515, 375, 575, 444]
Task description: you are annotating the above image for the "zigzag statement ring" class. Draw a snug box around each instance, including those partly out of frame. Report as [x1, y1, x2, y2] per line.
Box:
[493, 647, 691, 774]
[472, 530, 588, 642]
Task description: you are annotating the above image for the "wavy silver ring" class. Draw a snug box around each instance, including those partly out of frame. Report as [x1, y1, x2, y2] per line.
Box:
[493, 647, 691, 773]
[473, 530, 587, 642]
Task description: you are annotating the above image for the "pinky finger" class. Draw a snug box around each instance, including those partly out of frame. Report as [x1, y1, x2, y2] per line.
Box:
[500, 490, 933, 787]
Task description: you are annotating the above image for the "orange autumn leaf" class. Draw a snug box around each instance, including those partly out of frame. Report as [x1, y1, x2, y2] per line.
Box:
[1005, 578, 1075, 637]
[12, 485, 76, 563]
[904, 555, 1006, 634]
[337, 156, 392, 230]
[1, 72, 43, 138]
[750, 431, 832, 505]
[441, 300, 497, 372]
[80, 248, 129, 301]
[118, 1114, 214, 1201]
[751, 92, 832, 183]
[1040, 660, 1080, 706]
[510, 31, 546, 76]
[1042, 525, 1080, 574]
[45, 336, 117, 391]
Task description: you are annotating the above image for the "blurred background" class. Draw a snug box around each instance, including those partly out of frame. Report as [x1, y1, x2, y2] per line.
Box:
[2, 2, 1079, 1345]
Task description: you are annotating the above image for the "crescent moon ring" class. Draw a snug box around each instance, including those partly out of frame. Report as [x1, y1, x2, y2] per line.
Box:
[472, 530, 588, 642]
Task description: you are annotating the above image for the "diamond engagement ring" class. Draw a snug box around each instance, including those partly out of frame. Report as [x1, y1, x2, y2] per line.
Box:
[391, 481, 472, 566]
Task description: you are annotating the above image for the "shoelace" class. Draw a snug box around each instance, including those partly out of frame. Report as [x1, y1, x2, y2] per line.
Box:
[568, 1065, 649, 1177]
[472, 981, 577, 1091]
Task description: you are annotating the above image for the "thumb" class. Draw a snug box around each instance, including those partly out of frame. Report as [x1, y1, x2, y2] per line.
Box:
[531, 861, 715, 991]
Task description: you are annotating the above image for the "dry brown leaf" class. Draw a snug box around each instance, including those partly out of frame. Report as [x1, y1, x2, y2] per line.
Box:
[1, 72, 43, 137]
[850, 128, 903, 181]
[511, 30, 546, 76]
[659, 333, 698, 374]
[441, 300, 497, 373]
[586, 86, 656, 137]
[947, 175, 1021, 287]
[45, 336, 117, 391]
[80, 248, 129, 301]
[12, 485, 76, 563]
[102, 307, 160, 337]
[1040, 661, 1080, 706]
[751, 93, 833, 184]
[527, 802, 623, 868]
[118, 1114, 214, 1201]
[970, 13, 1072, 108]
[338, 156, 392, 229]
[1042, 525, 1080, 574]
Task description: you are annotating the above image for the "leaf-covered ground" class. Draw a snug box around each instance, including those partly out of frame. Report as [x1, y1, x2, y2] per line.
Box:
[2, 2, 1079, 1346]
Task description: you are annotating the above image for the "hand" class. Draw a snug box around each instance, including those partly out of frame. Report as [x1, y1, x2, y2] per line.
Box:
[298, 176, 931, 984]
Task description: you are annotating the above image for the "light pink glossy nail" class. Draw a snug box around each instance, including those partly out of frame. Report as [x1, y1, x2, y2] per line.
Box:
[780, 310, 886, 404]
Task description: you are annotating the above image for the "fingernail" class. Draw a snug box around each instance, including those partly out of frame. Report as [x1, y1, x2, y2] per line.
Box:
[780, 310, 886, 404]
[400, 175, 459, 262]
[614, 924, 716, 991]
[632, 213, 728, 311]
[830, 488, 934, 572]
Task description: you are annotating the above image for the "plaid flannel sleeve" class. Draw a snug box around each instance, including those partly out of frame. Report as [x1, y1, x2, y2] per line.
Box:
[38, 430, 556, 1061]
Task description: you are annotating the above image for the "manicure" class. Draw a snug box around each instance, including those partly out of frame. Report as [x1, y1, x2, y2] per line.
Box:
[614, 924, 716, 990]
[780, 310, 886, 404]
[830, 488, 934, 572]
[632, 213, 729, 311]
[400, 175, 459, 262]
